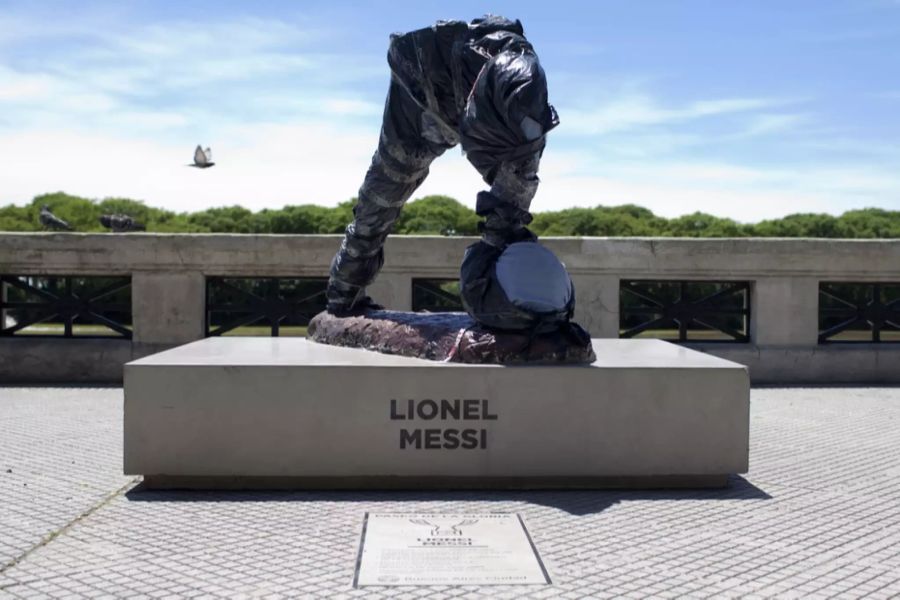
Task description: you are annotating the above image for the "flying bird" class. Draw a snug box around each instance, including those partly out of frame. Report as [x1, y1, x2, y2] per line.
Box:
[39, 205, 73, 231]
[99, 214, 146, 233]
[189, 145, 215, 168]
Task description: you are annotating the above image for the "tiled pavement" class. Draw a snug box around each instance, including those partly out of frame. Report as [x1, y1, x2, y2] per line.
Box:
[1, 386, 899, 598]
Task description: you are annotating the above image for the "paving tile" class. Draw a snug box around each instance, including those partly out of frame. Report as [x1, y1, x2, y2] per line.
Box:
[1, 386, 899, 597]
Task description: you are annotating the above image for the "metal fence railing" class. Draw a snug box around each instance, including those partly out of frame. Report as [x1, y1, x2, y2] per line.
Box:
[411, 278, 464, 313]
[619, 280, 751, 343]
[0, 274, 132, 338]
[818, 282, 900, 343]
[205, 277, 328, 337]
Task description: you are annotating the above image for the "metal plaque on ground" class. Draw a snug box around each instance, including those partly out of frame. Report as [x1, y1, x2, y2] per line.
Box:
[353, 512, 550, 587]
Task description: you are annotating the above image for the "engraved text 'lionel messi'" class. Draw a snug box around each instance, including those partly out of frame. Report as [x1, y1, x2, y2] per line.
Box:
[390, 399, 498, 450]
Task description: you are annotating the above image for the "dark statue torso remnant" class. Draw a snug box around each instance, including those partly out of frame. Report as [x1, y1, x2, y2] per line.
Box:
[317, 15, 593, 363]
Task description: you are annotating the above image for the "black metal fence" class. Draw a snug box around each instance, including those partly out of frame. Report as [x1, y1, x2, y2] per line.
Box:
[205, 277, 328, 337]
[818, 282, 900, 343]
[0, 275, 132, 338]
[411, 278, 464, 312]
[5, 274, 898, 344]
[619, 280, 751, 342]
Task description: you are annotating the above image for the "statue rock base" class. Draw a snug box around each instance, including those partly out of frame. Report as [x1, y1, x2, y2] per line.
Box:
[307, 310, 596, 365]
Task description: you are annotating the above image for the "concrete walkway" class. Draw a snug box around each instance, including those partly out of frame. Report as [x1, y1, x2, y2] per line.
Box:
[1, 386, 899, 599]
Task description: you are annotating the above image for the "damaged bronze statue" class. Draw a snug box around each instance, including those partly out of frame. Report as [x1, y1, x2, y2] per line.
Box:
[313, 15, 594, 364]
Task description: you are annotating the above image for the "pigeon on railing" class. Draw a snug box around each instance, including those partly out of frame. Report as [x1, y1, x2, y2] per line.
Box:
[99, 214, 146, 233]
[189, 145, 215, 168]
[39, 205, 73, 231]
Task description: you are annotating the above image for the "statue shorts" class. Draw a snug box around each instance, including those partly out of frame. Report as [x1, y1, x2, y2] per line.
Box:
[326, 16, 560, 320]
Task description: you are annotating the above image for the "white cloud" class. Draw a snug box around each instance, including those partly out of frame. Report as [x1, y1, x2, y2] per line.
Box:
[0, 13, 381, 125]
[107, 18, 323, 59]
[0, 74, 52, 100]
[527, 153, 900, 221]
[0, 122, 377, 210]
[321, 98, 383, 117]
[738, 113, 809, 137]
[2, 121, 898, 223]
[558, 93, 797, 136]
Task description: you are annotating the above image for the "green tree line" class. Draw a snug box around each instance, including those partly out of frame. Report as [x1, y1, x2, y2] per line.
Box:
[1, 192, 898, 238]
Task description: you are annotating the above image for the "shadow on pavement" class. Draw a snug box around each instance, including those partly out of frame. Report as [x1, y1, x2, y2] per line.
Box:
[125, 475, 770, 516]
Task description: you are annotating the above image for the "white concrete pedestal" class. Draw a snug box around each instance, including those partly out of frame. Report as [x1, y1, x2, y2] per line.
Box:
[124, 337, 749, 489]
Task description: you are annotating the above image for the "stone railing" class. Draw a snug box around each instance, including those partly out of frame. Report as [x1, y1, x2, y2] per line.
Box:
[1, 233, 898, 383]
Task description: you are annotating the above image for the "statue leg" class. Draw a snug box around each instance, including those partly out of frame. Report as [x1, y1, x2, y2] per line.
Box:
[460, 48, 557, 248]
[326, 80, 449, 313]
[458, 47, 568, 330]
[478, 151, 543, 247]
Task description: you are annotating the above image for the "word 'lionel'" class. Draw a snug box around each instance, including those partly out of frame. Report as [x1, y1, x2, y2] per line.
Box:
[390, 399, 498, 421]
[390, 399, 498, 450]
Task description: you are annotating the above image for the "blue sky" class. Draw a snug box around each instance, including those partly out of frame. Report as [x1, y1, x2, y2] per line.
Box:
[1, 0, 898, 221]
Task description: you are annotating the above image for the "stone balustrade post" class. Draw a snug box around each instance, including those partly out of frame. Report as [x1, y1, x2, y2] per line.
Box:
[572, 275, 620, 338]
[751, 277, 819, 347]
[131, 271, 207, 345]
[368, 273, 414, 312]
